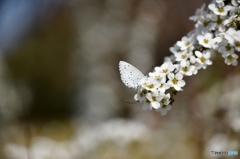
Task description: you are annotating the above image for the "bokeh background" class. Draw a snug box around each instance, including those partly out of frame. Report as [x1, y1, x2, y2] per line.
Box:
[0, 0, 240, 159]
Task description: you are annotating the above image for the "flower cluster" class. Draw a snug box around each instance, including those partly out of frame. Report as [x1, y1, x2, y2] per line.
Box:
[133, 0, 240, 115]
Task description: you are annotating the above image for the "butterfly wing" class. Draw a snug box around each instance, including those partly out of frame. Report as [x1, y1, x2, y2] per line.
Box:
[119, 61, 144, 89]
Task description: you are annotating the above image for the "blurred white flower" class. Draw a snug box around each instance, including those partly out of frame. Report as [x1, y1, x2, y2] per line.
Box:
[73, 119, 149, 150]
[208, 3, 232, 16]
[157, 104, 172, 116]
[218, 40, 235, 54]
[210, 14, 226, 32]
[189, 4, 206, 21]
[195, 14, 213, 32]
[231, 0, 240, 6]
[222, 53, 238, 66]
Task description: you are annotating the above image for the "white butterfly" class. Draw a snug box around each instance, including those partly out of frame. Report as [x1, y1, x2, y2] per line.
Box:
[119, 61, 145, 89]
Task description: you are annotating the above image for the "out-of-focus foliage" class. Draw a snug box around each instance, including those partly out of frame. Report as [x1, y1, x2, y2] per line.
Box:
[1, 0, 240, 159]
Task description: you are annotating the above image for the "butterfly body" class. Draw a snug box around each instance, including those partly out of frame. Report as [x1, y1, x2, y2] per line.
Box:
[119, 61, 144, 89]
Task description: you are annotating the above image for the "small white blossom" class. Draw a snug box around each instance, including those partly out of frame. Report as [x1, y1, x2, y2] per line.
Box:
[157, 104, 172, 116]
[195, 14, 213, 33]
[213, 35, 225, 49]
[231, 0, 240, 6]
[224, 14, 237, 27]
[142, 102, 151, 110]
[164, 55, 176, 62]
[149, 71, 162, 81]
[189, 55, 200, 74]
[174, 51, 191, 65]
[144, 92, 163, 110]
[179, 60, 196, 76]
[197, 32, 214, 48]
[156, 93, 172, 115]
[134, 88, 147, 102]
[157, 77, 170, 92]
[161, 93, 171, 106]
[208, 3, 232, 16]
[189, 4, 206, 21]
[169, 44, 181, 54]
[226, 28, 240, 42]
[195, 50, 213, 69]
[234, 40, 240, 51]
[219, 28, 236, 45]
[176, 36, 194, 50]
[155, 62, 176, 77]
[210, 14, 226, 32]
[216, 0, 225, 4]
[167, 72, 186, 91]
[139, 77, 148, 88]
[222, 53, 239, 66]
[144, 78, 160, 92]
[218, 40, 235, 54]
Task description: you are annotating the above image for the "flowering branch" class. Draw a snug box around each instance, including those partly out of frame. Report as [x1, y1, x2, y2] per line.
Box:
[126, 0, 240, 115]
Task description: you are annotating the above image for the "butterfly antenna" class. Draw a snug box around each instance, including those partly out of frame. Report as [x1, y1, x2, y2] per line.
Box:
[124, 100, 138, 104]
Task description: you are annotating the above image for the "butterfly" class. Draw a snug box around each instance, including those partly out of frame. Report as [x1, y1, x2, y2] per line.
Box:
[119, 61, 145, 89]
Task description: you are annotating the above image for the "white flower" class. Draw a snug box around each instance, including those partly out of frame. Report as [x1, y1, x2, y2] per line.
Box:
[149, 71, 162, 81]
[164, 55, 176, 62]
[218, 40, 235, 54]
[195, 50, 213, 69]
[226, 28, 240, 42]
[169, 44, 181, 54]
[156, 93, 172, 115]
[139, 77, 148, 88]
[143, 78, 160, 92]
[195, 14, 214, 33]
[189, 55, 200, 74]
[213, 35, 225, 49]
[224, 14, 237, 27]
[219, 28, 236, 45]
[142, 102, 152, 110]
[222, 29, 240, 51]
[157, 105, 172, 116]
[231, 0, 240, 6]
[176, 36, 194, 50]
[234, 41, 240, 51]
[155, 62, 176, 77]
[216, 0, 224, 3]
[210, 14, 226, 32]
[197, 32, 214, 48]
[149, 72, 169, 92]
[157, 77, 170, 92]
[161, 93, 171, 106]
[174, 51, 191, 65]
[167, 72, 186, 91]
[222, 53, 239, 66]
[144, 92, 163, 110]
[208, 3, 232, 16]
[179, 60, 196, 76]
[189, 4, 206, 21]
[134, 88, 147, 102]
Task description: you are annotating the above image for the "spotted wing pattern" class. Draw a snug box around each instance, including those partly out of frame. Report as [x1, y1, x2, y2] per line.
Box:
[119, 61, 144, 89]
